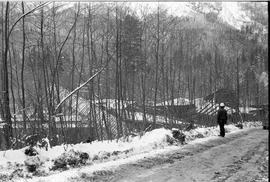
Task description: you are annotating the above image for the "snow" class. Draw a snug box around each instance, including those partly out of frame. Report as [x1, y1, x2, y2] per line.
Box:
[156, 96, 263, 116]
[0, 122, 6, 129]
[0, 128, 176, 179]
[56, 2, 252, 33]
[259, 72, 268, 87]
[0, 121, 262, 182]
[0, 147, 28, 165]
[156, 97, 190, 106]
[129, 2, 253, 30]
[239, 107, 261, 113]
[183, 123, 255, 143]
[156, 97, 204, 108]
[156, 97, 239, 116]
[219, 2, 251, 30]
[131, 111, 183, 124]
[129, 2, 251, 31]
[114, 127, 268, 182]
[26, 146, 180, 182]
[99, 99, 133, 110]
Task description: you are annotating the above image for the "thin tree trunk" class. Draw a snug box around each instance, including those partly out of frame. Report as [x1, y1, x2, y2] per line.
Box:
[9, 47, 16, 143]
[97, 37, 105, 140]
[115, 5, 120, 139]
[2, 2, 13, 149]
[118, 11, 123, 136]
[21, 2, 26, 129]
[75, 13, 85, 139]
[153, 5, 160, 128]
[52, 2, 65, 144]
[105, 7, 112, 139]
[40, 5, 51, 141]
[236, 56, 240, 112]
[70, 3, 79, 127]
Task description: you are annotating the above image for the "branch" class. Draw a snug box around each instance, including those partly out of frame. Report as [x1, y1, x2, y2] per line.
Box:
[51, 4, 80, 88]
[8, 2, 51, 40]
[55, 64, 107, 112]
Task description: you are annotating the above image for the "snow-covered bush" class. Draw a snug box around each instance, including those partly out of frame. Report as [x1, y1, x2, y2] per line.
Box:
[235, 123, 243, 129]
[96, 151, 111, 160]
[24, 156, 44, 172]
[172, 129, 186, 144]
[195, 133, 204, 138]
[51, 149, 89, 171]
[25, 147, 38, 156]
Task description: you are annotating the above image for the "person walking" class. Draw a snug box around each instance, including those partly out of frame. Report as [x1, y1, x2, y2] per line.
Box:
[217, 103, 227, 137]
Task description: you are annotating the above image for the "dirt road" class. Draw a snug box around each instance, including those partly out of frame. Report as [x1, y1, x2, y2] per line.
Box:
[73, 128, 268, 182]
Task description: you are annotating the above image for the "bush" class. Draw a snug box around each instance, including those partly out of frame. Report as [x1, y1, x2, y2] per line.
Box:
[172, 129, 186, 144]
[80, 152, 89, 164]
[10, 168, 24, 179]
[98, 151, 111, 160]
[24, 147, 38, 156]
[195, 133, 204, 138]
[24, 156, 43, 172]
[112, 151, 121, 156]
[165, 135, 176, 145]
[92, 154, 99, 161]
[24, 134, 49, 151]
[235, 123, 243, 129]
[51, 149, 89, 170]
[52, 158, 67, 171]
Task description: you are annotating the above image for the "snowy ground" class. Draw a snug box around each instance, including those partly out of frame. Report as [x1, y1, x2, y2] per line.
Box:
[107, 128, 268, 182]
[0, 121, 263, 182]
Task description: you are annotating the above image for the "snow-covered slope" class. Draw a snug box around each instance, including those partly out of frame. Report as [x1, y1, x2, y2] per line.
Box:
[156, 97, 190, 106]
[56, 2, 253, 31]
[129, 2, 251, 30]
[219, 2, 251, 30]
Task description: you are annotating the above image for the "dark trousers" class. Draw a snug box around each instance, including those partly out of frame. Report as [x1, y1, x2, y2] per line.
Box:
[219, 121, 225, 137]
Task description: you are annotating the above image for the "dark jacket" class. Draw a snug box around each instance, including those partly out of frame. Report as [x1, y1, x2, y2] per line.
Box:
[217, 108, 227, 124]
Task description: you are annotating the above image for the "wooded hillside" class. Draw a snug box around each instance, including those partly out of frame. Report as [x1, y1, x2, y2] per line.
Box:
[0, 2, 268, 150]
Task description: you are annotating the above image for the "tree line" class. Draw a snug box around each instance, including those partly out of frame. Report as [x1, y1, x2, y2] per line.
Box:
[0, 2, 268, 149]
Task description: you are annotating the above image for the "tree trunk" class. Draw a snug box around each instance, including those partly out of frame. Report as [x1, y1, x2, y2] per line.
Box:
[236, 56, 240, 112]
[21, 2, 26, 129]
[2, 2, 12, 149]
[153, 5, 160, 127]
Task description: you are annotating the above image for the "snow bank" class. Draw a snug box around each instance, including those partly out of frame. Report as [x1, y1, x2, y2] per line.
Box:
[0, 147, 29, 166]
[184, 121, 261, 142]
[129, 128, 175, 152]
[184, 124, 238, 142]
[242, 121, 262, 128]
[0, 128, 177, 180]
[0, 121, 262, 181]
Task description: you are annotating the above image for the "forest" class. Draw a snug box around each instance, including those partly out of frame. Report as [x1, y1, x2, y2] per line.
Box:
[0, 2, 268, 150]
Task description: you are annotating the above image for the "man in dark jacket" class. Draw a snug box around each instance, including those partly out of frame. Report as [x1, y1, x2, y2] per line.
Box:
[217, 103, 227, 137]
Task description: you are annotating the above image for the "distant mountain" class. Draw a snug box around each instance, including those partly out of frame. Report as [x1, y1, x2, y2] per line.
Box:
[57, 2, 264, 31]
[130, 2, 259, 30]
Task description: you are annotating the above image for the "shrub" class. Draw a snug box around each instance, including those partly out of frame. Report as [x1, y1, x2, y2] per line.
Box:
[24, 156, 43, 172]
[24, 147, 38, 156]
[51, 149, 89, 170]
[235, 123, 243, 129]
[172, 129, 186, 144]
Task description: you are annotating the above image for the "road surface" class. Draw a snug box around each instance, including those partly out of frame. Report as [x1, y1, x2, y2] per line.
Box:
[72, 128, 268, 182]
